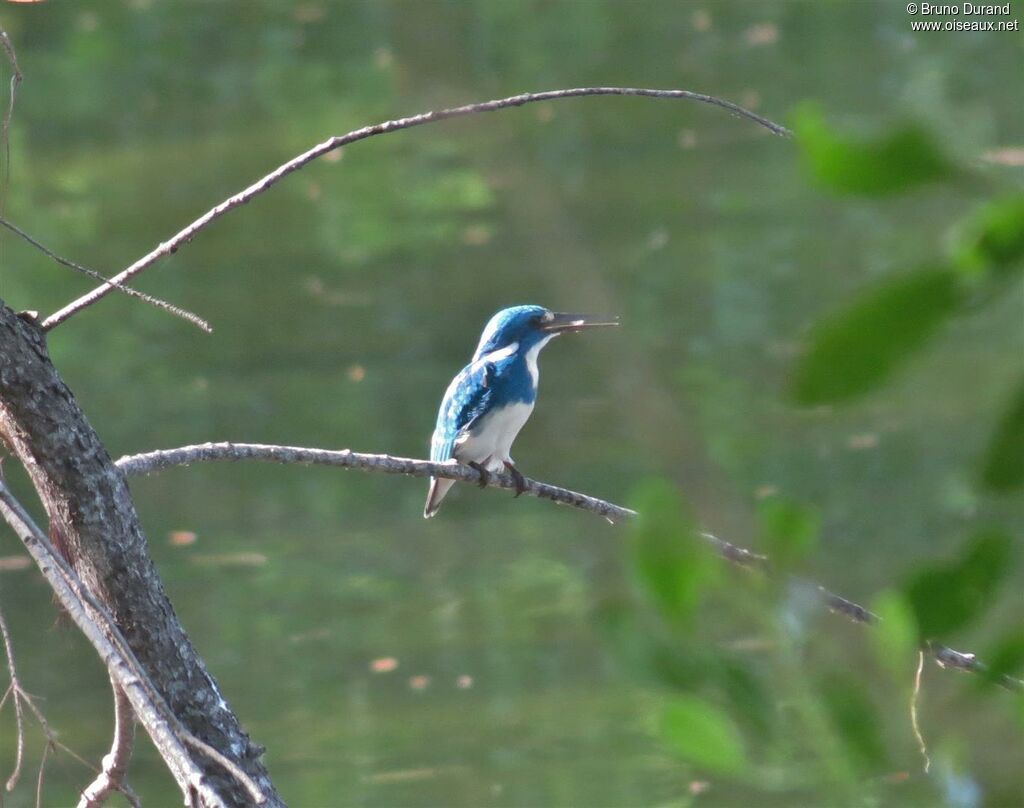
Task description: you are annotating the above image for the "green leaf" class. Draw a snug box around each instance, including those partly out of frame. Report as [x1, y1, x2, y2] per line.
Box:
[978, 630, 1024, 690]
[904, 530, 1015, 639]
[628, 480, 718, 624]
[794, 103, 954, 195]
[869, 590, 919, 683]
[819, 674, 888, 771]
[660, 696, 747, 774]
[954, 195, 1024, 281]
[791, 267, 963, 405]
[721, 660, 774, 740]
[981, 380, 1024, 491]
[758, 496, 820, 569]
[593, 599, 711, 689]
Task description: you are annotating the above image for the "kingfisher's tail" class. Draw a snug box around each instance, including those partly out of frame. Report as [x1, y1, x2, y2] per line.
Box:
[424, 477, 455, 518]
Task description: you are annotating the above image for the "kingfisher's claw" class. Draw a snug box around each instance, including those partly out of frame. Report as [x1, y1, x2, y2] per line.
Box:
[504, 462, 528, 498]
[468, 461, 490, 488]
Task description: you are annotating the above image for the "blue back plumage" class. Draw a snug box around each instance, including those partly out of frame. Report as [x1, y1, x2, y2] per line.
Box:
[430, 305, 551, 462]
[426, 304, 617, 517]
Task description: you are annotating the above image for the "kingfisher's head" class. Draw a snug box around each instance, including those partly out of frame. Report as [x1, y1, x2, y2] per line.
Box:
[472, 305, 619, 361]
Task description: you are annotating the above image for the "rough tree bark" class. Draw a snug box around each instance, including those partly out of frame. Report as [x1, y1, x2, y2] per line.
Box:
[0, 303, 282, 807]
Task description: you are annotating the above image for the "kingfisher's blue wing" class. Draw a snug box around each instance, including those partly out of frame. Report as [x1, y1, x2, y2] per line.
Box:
[430, 361, 496, 461]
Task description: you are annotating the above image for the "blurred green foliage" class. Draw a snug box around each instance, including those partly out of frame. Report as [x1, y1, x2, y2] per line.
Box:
[981, 381, 1024, 491]
[982, 631, 1024, 690]
[792, 109, 1024, 499]
[869, 590, 919, 683]
[818, 673, 888, 772]
[660, 696, 747, 775]
[757, 494, 820, 570]
[628, 480, 718, 625]
[954, 195, 1024, 281]
[792, 267, 963, 405]
[904, 529, 1014, 640]
[621, 93, 1023, 804]
[794, 102, 954, 196]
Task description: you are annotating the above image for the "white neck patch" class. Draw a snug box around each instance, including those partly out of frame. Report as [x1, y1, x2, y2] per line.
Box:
[523, 335, 553, 386]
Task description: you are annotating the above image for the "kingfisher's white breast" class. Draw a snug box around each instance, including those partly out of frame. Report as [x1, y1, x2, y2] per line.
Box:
[454, 401, 534, 472]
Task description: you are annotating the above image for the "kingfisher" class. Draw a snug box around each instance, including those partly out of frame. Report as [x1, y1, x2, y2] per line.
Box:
[424, 305, 619, 518]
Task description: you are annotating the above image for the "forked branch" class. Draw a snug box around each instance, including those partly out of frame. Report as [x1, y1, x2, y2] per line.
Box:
[116, 441, 1024, 693]
[43, 87, 789, 331]
[0, 609, 25, 793]
[0, 480, 266, 808]
[76, 674, 139, 808]
[0, 216, 211, 333]
[1, 609, 140, 807]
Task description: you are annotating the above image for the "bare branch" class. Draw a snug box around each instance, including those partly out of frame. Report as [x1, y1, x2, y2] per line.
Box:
[0, 26, 204, 331]
[0, 649, 139, 807]
[0, 609, 26, 792]
[35, 738, 50, 808]
[0, 24, 206, 334]
[0, 216, 212, 333]
[0, 479, 261, 808]
[180, 733, 268, 806]
[2, 549, 144, 803]
[116, 440, 1024, 693]
[0, 303, 280, 807]
[0, 26, 23, 208]
[912, 651, 931, 773]
[115, 441, 636, 523]
[42, 86, 789, 331]
[77, 674, 140, 808]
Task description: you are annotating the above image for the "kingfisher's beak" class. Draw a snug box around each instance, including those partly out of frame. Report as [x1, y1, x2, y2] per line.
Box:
[540, 313, 620, 334]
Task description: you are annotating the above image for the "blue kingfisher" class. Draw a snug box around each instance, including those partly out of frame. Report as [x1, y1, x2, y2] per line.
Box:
[424, 304, 618, 517]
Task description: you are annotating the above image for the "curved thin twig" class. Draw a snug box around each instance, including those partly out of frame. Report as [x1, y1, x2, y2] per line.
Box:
[0, 26, 22, 208]
[0, 610, 25, 792]
[35, 739, 50, 808]
[77, 674, 140, 808]
[0, 616, 131, 804]
[0, 216, 211, 332]
[115, 440, 1024, 693]
[42, 86, 789, 331]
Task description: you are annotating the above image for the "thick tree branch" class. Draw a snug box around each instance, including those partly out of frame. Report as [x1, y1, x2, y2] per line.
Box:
[42, 86, 789, 330]
[0, 480, 241, 808]
[117, 441, 1024, 693]
[0, 303, 281, 807]
[1, 481, 270, 806]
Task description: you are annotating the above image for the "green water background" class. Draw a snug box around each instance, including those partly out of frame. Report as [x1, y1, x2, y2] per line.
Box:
[0, 2, 1022, 805]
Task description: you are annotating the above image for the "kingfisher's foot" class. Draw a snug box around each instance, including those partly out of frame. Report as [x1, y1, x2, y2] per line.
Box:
[468, 461, 490, 488]
[504, 462, 528, 498]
